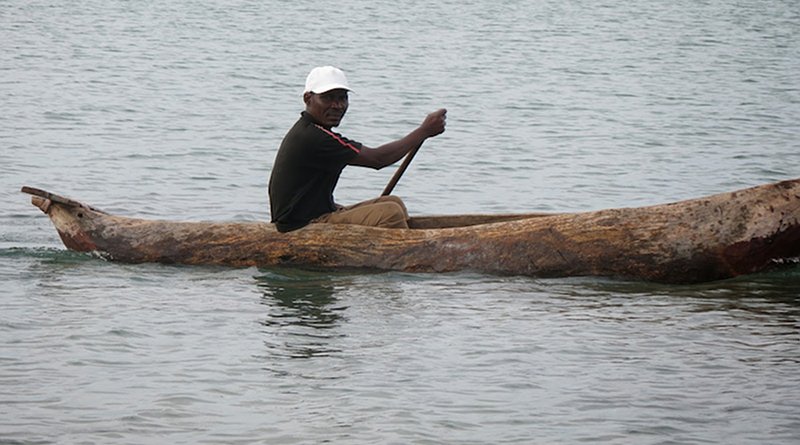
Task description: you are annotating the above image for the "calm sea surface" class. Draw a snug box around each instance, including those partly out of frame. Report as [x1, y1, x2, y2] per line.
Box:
[2, 1, 799, 444]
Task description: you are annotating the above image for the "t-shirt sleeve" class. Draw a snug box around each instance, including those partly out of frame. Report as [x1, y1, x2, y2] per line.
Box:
[309, 124, 362, 170]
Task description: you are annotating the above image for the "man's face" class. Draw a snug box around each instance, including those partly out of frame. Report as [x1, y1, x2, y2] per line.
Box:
[304, 89, 349, 128]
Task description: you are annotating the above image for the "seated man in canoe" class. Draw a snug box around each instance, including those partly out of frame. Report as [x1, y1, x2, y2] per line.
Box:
[268, 66, 447, 233]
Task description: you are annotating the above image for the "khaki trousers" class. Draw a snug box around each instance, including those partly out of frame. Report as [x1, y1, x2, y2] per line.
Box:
[313, 195, 409, 229]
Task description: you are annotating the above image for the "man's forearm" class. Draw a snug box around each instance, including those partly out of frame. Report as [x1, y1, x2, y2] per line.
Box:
[351, 128, 428, 169]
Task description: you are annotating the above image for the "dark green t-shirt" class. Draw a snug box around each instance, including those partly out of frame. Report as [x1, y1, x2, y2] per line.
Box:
[268, 112, 362, 232]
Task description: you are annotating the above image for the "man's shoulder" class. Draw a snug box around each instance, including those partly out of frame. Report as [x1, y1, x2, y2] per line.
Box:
[282, 112, 361, 155]
[283, 114, 318, 143]
[287, 113, 328, 138]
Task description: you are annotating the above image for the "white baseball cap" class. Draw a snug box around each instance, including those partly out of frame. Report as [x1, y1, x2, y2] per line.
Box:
[304, 66, 352, 94]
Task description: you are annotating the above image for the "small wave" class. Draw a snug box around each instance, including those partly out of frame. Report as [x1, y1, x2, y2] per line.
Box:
[771, 257, 800, 265]
[0, 246, 99, 264]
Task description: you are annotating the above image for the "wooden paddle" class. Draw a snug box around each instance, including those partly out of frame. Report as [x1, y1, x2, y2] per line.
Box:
[381, 143, 422, 196]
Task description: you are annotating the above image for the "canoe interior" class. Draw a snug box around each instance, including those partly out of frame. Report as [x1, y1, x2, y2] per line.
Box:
[408, 213, 554, 229]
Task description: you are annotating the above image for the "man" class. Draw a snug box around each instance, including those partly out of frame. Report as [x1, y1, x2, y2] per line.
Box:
[268, 66, 447, 233]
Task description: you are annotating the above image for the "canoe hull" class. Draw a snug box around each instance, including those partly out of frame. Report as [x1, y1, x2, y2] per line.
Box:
[22, 179, 800, 283]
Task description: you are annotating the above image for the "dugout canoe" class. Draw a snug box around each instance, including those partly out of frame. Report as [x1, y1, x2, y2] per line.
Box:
[21, 179, 800, 284]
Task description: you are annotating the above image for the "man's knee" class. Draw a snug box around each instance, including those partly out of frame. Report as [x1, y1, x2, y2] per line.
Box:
[322, 200, 408, 228]
[377, 202, 409, 229]
[358, 201, 407, 228]
[377, 195, 408, 218]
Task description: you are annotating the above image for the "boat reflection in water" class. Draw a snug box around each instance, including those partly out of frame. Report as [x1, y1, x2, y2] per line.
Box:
[254, 271, 349, 361]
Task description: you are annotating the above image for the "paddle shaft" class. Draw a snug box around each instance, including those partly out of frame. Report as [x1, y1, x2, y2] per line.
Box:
[381, 144, 422, 196]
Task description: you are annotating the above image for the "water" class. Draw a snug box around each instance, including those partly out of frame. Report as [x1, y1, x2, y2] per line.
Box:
[2, 0, 799, 443]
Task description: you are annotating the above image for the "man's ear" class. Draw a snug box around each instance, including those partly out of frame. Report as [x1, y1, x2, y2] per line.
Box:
[303, 92, 313, 105]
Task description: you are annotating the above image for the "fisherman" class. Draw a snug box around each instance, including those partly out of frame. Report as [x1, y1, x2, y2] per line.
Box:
[268, 66, 447, 233]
